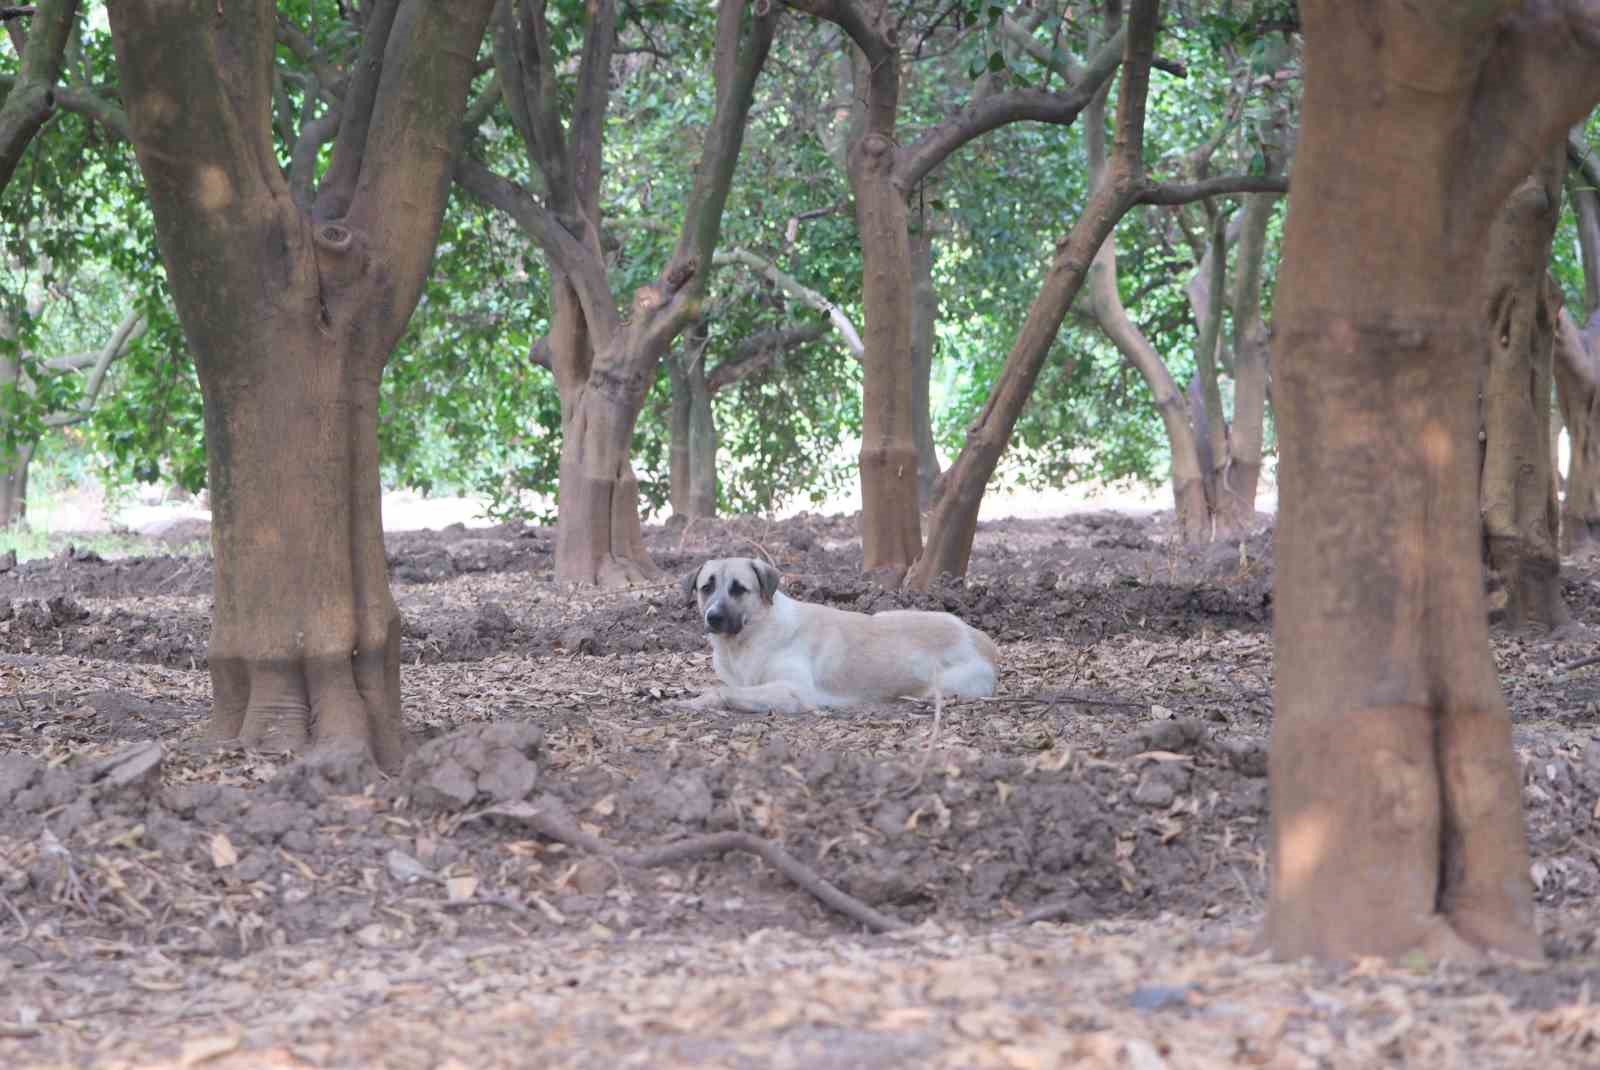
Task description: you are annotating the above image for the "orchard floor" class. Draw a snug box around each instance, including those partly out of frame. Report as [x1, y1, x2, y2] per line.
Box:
[2, 507, 1600, 1068]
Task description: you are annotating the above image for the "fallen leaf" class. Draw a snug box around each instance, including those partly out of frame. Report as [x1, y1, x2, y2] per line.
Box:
[209, 832, 237, 869]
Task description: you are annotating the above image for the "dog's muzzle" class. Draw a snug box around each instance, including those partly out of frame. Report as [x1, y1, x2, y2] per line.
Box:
[704, 603, 741, 636]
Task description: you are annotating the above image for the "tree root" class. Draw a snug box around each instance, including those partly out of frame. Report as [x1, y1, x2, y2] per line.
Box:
[453, 798, 907, 934]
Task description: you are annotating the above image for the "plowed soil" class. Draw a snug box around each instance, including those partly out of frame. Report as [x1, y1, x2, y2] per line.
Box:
[2, 507, 1600, 1069]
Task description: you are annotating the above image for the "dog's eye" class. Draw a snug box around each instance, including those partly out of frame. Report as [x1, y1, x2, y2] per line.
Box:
[700, 581, 715, 594]
[728, 581, 746, 596]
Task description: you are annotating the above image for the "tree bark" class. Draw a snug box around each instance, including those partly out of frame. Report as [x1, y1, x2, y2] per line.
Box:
[906, 3, 1159, 587]
[0, 0, 77, 192]
[909, 223, 940, 508]
[1219, 181, 1275, 537]
[1556, 136, 1600, 553]
[1556, 306, 1600, 552]
[1266, 0, 1600, 963]
[786, 0, 1123, 576]
[107, 0, 494, 768]
[1479, 144, 1568, 630]
[471, 0, 774, 585]
[668, 323, 716, 519]
[0, 438, 32, 526]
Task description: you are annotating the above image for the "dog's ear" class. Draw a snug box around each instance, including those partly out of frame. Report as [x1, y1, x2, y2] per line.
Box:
[681, 566, 702, 606]
[750, 559, 780, 604]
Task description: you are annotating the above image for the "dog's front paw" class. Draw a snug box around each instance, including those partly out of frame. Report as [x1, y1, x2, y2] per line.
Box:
[669, 689, 726, 714]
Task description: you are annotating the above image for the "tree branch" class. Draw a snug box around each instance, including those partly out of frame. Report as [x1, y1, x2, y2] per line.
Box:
[894, 26, 1122, 193]
[311, 0, 399, 221]
[42, 309, 144, 426]
[713, 247, 864, 358]
[0, 76, 130, 141]
[455, 155, 621, 344]
[706, 322, 829, 392]
[275, 16, 346, 100]
[339, 0, 497, 345]
[0, 0, 79, 191]
[1136, 174, 1289, 205]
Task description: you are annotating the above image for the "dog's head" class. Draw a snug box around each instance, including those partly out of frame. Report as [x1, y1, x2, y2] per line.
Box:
[682, 557, 780, 638]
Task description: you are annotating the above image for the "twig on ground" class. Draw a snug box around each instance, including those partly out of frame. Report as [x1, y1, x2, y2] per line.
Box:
[458, 799, 906, 934]
[1560, 653, 1600, 675]
[0, 889, 28, 939]
[1015, 899, 1077, 926]
[440, 894, 530, 916]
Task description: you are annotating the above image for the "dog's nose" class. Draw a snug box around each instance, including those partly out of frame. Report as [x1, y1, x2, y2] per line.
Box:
[705, 610, 725, 633]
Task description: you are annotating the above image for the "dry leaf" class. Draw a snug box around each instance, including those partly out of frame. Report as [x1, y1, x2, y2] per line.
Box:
[209, 831, 238, 868]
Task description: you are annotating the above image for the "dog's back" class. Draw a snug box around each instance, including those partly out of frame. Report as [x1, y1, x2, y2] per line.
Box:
[793, 600, 998, 703]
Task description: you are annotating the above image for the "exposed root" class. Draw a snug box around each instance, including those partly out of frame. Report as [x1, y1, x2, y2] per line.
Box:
[454, 799, 907, 934]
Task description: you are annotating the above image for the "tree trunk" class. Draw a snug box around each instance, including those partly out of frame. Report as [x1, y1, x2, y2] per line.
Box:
[1556, 308, 1600, 552]
[910, 224, 941, 508]
[1556, 135, 1600, 553]
[852, 131, 923, 574]
[108, 0, 495, 768]
[555, 371, 662, 586]
[0, 437, 33, 526]
[1480, 145, 1568, 630]
[1219, 185, 1276, 537]
[203, 313, 407, 766]
[906, 6, 1159, 589]
[1078, 81, 1209, 543]
[1265, 0, 1600, 963]
[668, 325, 717, 519]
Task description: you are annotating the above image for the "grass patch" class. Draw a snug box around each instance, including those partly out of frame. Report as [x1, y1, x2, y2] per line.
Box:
[0, 528, 209, 564]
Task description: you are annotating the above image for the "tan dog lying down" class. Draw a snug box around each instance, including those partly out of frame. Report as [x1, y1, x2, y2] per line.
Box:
[682, 557, 1000, 714]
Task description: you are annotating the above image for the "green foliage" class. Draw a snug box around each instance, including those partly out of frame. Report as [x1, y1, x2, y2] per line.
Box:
[4, 0, 1315, 528]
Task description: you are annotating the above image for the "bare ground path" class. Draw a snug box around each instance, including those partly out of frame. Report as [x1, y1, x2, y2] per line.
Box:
[1, 508, 1599, 1067]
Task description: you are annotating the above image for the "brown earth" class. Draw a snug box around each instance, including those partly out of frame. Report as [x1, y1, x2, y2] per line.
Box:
[1, 508, 1599, 1068]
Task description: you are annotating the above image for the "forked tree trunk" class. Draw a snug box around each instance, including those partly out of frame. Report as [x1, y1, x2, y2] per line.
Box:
[1479, 146, 1568, 630]
[1088, 232, 1210, 541]
[108, 0, 495, 768]
[910, 225, 941, 507]
[1266, 0, 1600, 963]
[905, 8, 1158, 588]
[1556, 308, 1600, 551]
[470, 0, 773, 585]
[1080, 73, 1208, 544]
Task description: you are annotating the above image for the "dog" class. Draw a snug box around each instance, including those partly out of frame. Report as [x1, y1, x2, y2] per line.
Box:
[680, 557, 999, 714]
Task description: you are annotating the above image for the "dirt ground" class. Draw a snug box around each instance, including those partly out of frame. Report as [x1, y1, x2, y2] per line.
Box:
[2, 507, 1600, 1068]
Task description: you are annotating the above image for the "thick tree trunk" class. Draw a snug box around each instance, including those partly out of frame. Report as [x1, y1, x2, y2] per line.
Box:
[203, 316, 406, 767]
[109, 0, 495, 768]
[1480, 146, 1568, 630]
[1265, 0, 1600, 963]
[910, 225, 941, 508]
[556, 376, 662, 586]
